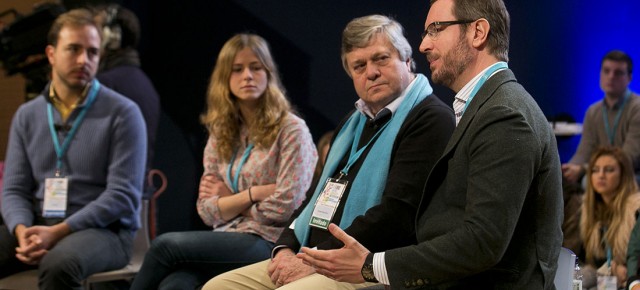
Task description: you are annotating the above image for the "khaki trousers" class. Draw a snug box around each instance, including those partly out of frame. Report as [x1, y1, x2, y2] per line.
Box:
[202, 259, 379, 290]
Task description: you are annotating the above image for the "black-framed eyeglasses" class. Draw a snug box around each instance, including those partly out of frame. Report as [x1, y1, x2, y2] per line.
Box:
[422, 20, 475, 40]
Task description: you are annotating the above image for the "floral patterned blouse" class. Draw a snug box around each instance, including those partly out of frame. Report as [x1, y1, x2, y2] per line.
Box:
[197, 113, 317, 243]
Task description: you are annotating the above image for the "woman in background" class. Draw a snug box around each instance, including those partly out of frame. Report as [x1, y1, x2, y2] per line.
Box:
[130, 33, 317, 290]
[580, 146, 640, 289]
[310, 130, 333, 187]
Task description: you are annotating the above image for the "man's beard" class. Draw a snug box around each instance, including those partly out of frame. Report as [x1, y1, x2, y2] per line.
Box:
[431, 37, 473, 88]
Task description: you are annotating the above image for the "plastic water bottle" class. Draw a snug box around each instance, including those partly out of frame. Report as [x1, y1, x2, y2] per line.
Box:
[573, 259, 583, 290]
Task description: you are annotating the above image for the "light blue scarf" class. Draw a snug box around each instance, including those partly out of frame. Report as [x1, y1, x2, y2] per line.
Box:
[293, 74, 433, 247]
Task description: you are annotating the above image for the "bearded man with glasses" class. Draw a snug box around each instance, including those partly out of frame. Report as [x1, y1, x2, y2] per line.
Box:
[298, 0, 563, 289]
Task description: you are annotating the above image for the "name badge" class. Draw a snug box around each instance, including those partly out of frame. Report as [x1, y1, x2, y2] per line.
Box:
[596, 275, 617, 290]
[43, 177, 68, 218]
[309, 178, 348, 230]
[596, 263, 617, 290]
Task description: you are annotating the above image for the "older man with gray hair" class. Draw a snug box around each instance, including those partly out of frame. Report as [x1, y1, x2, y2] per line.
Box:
[202, 14, 455, 290]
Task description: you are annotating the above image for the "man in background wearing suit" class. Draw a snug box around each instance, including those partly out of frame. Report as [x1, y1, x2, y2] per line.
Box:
[298, 0, 563, 289]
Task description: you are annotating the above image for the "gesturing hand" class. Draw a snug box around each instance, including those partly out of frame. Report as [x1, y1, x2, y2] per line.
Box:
[297, 223, 370, 283]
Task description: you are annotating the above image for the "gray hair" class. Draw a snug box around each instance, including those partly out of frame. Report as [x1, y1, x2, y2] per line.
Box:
[341, 15, 415, 75]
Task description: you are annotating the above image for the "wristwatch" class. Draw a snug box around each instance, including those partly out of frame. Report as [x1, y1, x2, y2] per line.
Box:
[361, 252, 378, 283]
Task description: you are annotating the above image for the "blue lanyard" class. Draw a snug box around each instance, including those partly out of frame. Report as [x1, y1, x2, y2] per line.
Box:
[603, 89, 631, 145]
[460, 62, 508, 116]
[226, 143, 254, 193]
[47, 80, 100, 176]
[338, 117, 391, 179]
[602, 226, 612, 268]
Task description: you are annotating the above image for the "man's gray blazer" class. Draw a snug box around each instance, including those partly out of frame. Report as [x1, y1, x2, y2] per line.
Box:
[384, 69, 563, 290]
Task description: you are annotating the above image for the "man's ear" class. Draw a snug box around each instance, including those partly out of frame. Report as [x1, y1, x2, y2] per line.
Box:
[471, 18, 490, 49]
[45, 45, 55, 65]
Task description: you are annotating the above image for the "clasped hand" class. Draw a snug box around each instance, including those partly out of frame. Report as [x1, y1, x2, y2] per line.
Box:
[267, 249, 315, 287]
[561, 163, 583, 183]
[14, 225, 56, 265]
[14, 222, 70, 265]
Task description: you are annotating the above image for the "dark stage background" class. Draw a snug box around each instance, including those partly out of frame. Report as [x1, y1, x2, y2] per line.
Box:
[57, 0, 640, 233]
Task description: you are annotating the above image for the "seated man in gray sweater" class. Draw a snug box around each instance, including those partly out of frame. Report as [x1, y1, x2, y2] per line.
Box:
[0, 8, 146, 289]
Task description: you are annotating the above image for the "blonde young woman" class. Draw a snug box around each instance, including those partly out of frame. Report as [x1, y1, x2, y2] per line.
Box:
[130, 34, 317, 290]
[580, 146, 640, 289]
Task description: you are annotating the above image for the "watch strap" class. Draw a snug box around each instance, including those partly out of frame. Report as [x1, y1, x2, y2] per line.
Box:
[361, 252, 378, 283]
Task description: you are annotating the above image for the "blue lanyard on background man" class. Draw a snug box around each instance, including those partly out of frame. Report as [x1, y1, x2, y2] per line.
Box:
[603, 89, 632, 145]
[460, 62, 508, 116]
[47, 79, 100, 177]
[226, 143, 254, 193]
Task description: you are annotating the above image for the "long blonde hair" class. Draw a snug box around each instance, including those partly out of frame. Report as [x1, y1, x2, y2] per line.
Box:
[580, 146, 640, 265]
[201, 34, 291, 161]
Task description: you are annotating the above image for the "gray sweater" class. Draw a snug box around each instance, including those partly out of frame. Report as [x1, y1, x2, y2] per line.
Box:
[1, 82, 146, 234]
[570, 92, 640, 171]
